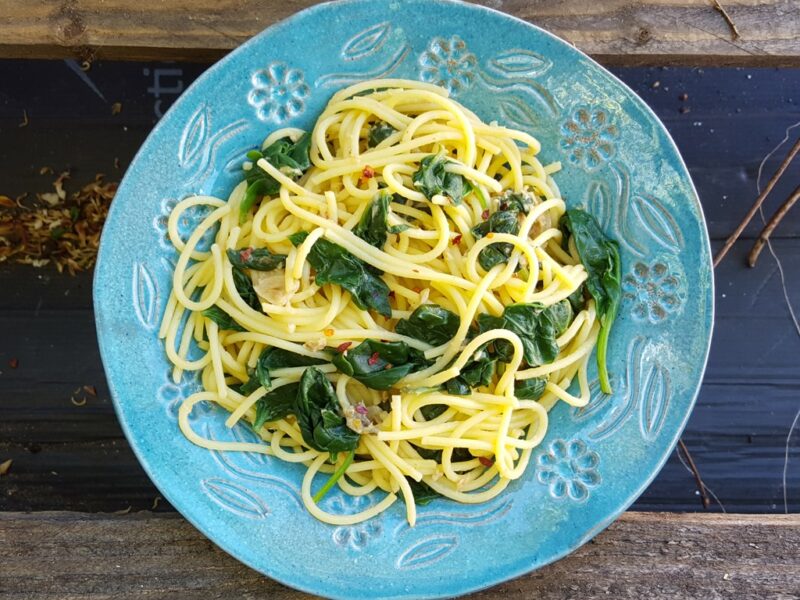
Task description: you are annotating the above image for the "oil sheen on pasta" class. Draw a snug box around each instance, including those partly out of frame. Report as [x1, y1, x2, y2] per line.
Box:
[159, 79, 614, 527]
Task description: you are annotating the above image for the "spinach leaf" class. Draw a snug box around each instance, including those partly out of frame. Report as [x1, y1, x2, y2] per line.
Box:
[477, 303, 559, 367]
[202, 306, 245, 332]
[568, 284, 586, 313]
[367, 121, 396, 148]
[515, 377, 547, 400]
[406, 478, 442, 506]
[471, 209, 521, 271]
[561, 209, 621, 394]
[395, 304, 461, 346]
[234, 369, 261, 396]
[290, 232, 392, 317]
[231, 265, 262, 311]
[419, 403, 447, 421]
[227, 247, 286, 271]
[295, 367, 360, 454]
[240, 132, 311, 222]
[353, 191, 391, 249]
[543, 300, 573, 336]
[445, 350, 497, 395]
[412, 153, 470, 205]
[253, 346, 327, 390]
[332, 339, 429, 390]
[498, 191, 534, 214]
[253, 382, 299, 430]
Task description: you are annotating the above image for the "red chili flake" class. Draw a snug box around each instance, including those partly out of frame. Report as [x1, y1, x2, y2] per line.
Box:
[362, 165, 375, 179]
[452, 234, 462, 245]
[479, 456, 494, 467]
[368, 352, 380, 366]
[355, 404, 368, 415]
[412, 287, 422, 293]
[336, 341, 352, 353]
[239, 247, 253, 262]
[380, 339, 389, 343]
[8, 358, 19, 369]
[481, 209, 489, 220]
[388, 290, 396, 298]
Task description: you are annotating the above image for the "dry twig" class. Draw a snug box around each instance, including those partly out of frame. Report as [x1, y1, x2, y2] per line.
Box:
[749, 184, 800, 267]
[678, 439, 711, 509]
[714, 136, 800, 267]
[711, 0, 741, 40]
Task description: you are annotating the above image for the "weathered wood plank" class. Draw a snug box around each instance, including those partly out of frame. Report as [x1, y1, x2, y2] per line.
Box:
[0, 512, 798, 599]
[0, 0, 798, 66]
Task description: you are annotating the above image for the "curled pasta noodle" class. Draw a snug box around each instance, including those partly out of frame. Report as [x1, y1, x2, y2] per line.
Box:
[160, 79, 601, 526]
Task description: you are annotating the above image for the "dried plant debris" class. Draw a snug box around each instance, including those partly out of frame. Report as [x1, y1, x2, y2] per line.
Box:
[111, 102, 122, 115]
[0, 459, 12, 476]
[0, 171, 116, 274]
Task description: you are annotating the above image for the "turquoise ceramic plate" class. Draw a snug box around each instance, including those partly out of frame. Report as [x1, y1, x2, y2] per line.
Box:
[94, 1, 713, 598]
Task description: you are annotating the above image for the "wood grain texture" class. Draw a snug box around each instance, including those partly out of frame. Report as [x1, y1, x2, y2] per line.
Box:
[0, 0, 798, 66]
[1, 511, 798, 599]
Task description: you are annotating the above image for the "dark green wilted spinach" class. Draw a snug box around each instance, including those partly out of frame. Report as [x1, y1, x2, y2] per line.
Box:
[253, 346, 327, 390]
[445, 348, 497, 395]
[252, 382, 299, 430]
[367, 121, 396, 148]
[231, 265, 261, 311]
[227, 247, 286, 271]
[412, 153, 470, 205]
[471, 208, 521, 271]
[561, 209, 621, 394]
[332, 339, 430, 390]
[477, 303, 560, 367]
[353, 191, 391, 249]
[406, 478, 442, 506]
[290, 231, 391, 317]
[395, 304, 461, 347]
[515, 377, 547, 400]
[295, 367, 360, 454]
[498, 191, 534, 214]
[240, 132, 311, 222]
[202, 306, 245, 332]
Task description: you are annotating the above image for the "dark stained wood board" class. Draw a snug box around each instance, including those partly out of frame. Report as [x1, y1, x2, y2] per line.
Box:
[0, 61, 799, 515]
[2, 511, 799, 599]
[0, 0, 799, 66]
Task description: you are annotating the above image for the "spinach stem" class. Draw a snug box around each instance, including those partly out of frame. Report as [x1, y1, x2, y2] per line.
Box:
[313, 449, 355, 503]
[597, 321, 612, 394]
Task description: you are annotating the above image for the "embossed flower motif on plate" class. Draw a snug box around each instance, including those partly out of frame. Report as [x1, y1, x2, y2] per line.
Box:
[418, 35, 477, 95]
[328, 495, 383, 550]
[248, 62, 310, 123]
[537, 439, 600, 501]
[560, 106, 620, 170]
[623, 260, 683, 323]
[155, 198, 216, 252]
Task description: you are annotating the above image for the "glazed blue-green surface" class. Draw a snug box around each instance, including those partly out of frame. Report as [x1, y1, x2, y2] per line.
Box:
[93, 1, 713, 598]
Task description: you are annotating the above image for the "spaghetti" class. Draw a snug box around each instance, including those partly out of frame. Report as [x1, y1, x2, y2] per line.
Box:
[159, 79, 613, 526]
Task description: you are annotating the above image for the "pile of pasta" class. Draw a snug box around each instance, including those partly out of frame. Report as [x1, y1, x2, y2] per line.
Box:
[160, 79, 599, 526]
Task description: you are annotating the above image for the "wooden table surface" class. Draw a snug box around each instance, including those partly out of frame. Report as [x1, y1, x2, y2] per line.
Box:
[1, 2, 800, 598]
